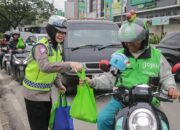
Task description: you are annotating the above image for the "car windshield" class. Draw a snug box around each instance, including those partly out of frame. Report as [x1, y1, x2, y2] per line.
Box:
[160, 32, 180, 46]
[37, 35, 48, 41]
[67, 23, 119, 48]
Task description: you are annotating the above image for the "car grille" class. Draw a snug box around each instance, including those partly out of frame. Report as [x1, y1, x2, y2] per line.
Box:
[85, 62, 99, 69]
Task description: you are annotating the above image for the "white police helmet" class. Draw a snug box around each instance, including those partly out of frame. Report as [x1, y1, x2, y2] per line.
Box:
[48, 15, 67, 32]
[12, 30, 20, 35]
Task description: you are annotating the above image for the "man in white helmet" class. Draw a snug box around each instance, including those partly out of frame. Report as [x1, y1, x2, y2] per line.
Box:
[9, 30, 25, 50]
[23, 15, 83, 130]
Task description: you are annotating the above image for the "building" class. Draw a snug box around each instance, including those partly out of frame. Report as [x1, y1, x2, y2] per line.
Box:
[65, 0, 78, 19]
[64, 0, 180, 36]
[86, 0, 104, 19]
[113, 0, 180, 36]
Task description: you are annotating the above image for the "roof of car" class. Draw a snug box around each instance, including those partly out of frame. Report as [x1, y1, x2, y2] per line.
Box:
[166, 31, 180, 35]
[29, 33, 48, 37]
[67, 19, 115, 25]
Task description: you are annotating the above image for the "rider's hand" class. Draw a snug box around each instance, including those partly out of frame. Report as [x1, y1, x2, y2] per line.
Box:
[168, 87, 180, 99]
[79, 77, 93, 85]
[70, 62, 83, 72]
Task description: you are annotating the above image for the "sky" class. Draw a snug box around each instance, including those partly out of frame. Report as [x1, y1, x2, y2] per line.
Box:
[47, 0, 67, 11]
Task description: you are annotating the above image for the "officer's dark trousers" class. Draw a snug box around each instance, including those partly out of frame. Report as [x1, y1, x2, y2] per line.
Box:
[24, 98, 52, 130]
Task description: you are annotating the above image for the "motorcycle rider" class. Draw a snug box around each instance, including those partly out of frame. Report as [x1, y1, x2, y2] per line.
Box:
[23, 15, 83, 130]
[82, 13, 179, 130]
[9, 30, 25, 50]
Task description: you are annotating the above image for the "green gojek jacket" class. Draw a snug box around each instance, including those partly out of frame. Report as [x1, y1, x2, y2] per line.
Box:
[23, 37, 62, 91]
[115, 48, 161, 107]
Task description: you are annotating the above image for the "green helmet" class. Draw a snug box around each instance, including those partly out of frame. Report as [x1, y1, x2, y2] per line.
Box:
[119, 18, 149, 49]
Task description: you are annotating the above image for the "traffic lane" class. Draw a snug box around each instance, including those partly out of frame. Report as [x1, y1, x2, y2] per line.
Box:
[53, 84, 180, 130]
[162, 82, 180, 130]
[1, 68, 180, 130]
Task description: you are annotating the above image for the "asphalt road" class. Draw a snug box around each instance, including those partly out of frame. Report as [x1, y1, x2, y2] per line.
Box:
[0, 69, 180, 130]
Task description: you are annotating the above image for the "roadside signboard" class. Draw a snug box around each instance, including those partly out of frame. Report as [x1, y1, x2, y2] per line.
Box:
[152, 16, 169, 26]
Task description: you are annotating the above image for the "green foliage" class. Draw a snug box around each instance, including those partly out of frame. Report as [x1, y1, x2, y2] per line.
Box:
[149, 34, 162, 44]
[0, 0, 53, 31]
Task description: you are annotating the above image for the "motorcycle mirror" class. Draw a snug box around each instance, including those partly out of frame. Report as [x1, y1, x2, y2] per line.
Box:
[99, 60, 110, 72]
[172, 63, 180, 80]
[172, 63, 180, 74]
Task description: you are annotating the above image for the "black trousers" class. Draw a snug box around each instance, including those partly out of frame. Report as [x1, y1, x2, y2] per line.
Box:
[24, 98, 52, 130]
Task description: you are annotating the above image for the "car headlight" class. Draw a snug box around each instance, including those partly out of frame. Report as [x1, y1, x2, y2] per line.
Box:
[128, 108, 157, 130]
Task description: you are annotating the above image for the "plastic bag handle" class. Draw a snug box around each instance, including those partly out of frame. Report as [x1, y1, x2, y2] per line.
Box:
[58, 94, 68, 107]
[76, 68, 85, 80]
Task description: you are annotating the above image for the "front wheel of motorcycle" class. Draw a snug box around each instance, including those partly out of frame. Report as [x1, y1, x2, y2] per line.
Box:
[7, 66, 11, 75]
[18, 70, 24, 85]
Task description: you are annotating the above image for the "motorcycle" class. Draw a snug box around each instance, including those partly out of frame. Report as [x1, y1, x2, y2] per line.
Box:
[1, 49, 11, 75]
[0, 46, 8, 70]
[11, 49, 28, 84]
[97, 56, 179, 130]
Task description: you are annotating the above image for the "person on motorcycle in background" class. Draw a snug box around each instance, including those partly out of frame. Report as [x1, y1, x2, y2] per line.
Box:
[9, 30, 25, 51]
[82, 12, 179, 130]
[22, 15, 83, 130]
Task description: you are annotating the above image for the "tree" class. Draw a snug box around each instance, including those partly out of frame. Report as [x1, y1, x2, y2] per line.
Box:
[0, 0, 53, 31]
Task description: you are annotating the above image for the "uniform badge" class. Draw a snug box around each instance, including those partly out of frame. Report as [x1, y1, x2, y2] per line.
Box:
[39, 46, 46, 54]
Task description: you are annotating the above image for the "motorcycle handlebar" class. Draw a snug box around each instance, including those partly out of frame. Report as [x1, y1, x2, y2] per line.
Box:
[96, 90, 174, 103]
[96, 92, 115, 99]
[153, 92, 173, 103]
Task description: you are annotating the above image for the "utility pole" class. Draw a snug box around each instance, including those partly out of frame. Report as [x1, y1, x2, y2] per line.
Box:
[120, 0, 123, 23]
[51, 0, 55, 15]
[121, 0, 127, 24]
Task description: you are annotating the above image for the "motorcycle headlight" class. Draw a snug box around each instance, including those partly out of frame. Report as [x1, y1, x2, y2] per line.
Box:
[15, 59, 21, 64]
[128, 108, 157, 130]
[23, 60, 28, 64]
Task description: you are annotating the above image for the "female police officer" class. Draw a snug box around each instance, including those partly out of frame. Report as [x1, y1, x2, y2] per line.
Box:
[23, 15, 83, 130]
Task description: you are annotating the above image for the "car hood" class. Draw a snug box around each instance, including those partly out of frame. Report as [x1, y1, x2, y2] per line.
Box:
[63, 47, 120, 62]
[156, 44, 180, 50]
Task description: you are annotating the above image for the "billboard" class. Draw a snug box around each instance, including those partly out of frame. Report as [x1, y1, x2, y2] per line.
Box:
[130, 0, 154, 6]
[78, 0, 86, 18]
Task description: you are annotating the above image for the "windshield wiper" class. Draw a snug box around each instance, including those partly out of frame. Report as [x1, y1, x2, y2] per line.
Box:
[98, 44, 122, 51]
[71, 44, 102, 51]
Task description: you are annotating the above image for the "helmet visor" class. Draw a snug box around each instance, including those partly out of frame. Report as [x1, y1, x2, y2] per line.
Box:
[55, 27, 67, 33]
[119, 22, 146, 43]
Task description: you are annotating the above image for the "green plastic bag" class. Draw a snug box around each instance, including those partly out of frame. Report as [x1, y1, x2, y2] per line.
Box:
[70, 69, 97, 123]
[16, 37, 26, 49]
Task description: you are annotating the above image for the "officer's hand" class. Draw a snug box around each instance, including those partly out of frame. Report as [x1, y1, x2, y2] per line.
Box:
[70, 62, 83, 72]
[58, 85, 66, 93]
[168, 87, 180, 99]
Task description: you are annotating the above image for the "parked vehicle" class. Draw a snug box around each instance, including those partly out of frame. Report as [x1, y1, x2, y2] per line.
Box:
[156, 32, 180, 66]
[20, 31, 33, 42]
[61, 20, 121, 92]
[25, 33, 48, 51]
